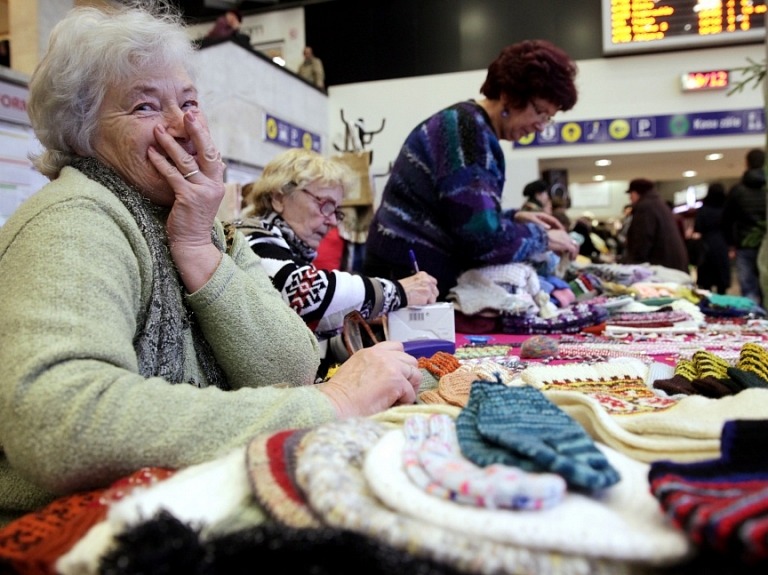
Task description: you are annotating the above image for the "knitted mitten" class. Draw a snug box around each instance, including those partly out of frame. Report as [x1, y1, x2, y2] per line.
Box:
[649, 419, 768, 561]
[653, 358, 697, 396]
[417, 414, 566, 510]
[457, 380, 620, 491]
[691, 350, 736, 394]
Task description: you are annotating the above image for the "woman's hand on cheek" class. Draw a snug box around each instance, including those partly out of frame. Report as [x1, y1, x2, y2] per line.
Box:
[149, 114, 225, 250]
[149, 113, 227, 293]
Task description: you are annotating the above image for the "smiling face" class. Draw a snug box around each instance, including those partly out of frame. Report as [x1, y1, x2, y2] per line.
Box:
[499, 97, 558, 142]
[91, 65, 204, 206]
[272, 180, 344, 249]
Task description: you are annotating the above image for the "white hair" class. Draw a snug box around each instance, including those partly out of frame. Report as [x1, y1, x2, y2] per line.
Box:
[28, 0, 197, 179]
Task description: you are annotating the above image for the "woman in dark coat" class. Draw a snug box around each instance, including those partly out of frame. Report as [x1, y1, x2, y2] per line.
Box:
[694, 183, 731, 293]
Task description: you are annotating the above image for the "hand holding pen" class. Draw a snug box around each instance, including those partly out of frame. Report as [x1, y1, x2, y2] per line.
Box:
[399, 249, 439, 305]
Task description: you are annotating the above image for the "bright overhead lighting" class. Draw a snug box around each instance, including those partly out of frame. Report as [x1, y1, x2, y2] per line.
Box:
[593, 175, 606, 181]
[272, 56, 286, 67]
[705, 153, 724, 161]
[595, 159, 612, 167]
[683, 170, 697, 177]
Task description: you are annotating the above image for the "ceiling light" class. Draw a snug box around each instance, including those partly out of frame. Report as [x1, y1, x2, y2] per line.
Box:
[683, 170, 697, 177]
[705, 153, 723, 161]
[593, 175, 605, 181]
[272, 56, 286, 66]
[595, 159, 612, 167]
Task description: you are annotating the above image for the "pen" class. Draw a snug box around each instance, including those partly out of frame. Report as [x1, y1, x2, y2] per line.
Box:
[409, 249, 420, 273]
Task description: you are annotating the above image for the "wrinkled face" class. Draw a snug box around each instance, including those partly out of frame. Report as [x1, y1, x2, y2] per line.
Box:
[91, 65, 205, 206]
[502, 97, 558, 142]
[272, 180, 343, 249]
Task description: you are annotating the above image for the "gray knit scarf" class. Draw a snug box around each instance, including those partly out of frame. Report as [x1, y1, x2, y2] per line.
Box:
[71, 157, 229, 390]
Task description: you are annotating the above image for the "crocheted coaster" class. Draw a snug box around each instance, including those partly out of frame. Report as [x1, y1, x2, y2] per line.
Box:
[246, 428, 320, 528]
[456, 380, 620, 491]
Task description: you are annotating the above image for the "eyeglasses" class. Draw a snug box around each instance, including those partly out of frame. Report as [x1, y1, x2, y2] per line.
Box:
[531, 100, 556, 126]
[300, 188, 345, 222]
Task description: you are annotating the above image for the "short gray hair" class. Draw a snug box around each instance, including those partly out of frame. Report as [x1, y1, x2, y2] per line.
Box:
[28, 0, 196, 179]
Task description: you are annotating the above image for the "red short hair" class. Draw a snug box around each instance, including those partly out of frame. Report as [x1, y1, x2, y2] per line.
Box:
[480, 40, 578, 112]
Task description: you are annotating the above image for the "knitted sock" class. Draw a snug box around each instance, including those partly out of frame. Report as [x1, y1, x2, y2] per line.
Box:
[726, 343, 768, 391]
[416, 414, 566, 510]
[727, 366, 768, 391]
[736, 343, 768, 381]
[691, 377, 734, 398]
[653, 358, 697, 395]
[457, 380, 620, 491]
[649, 420, 768, 561]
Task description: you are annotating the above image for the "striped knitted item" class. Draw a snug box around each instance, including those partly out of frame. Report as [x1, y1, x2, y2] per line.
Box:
[649, 420, 768, 561]
[456, 379, 620, 491]
[245, 428, 320, 528]
[726, 343, 768, 392]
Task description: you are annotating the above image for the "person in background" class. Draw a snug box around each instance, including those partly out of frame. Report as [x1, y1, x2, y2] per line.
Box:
[0, 1, 420, 526]
[202, 8, 250, 49]
[722, 148, 766, 306]
[363, 40, 579, 300]
[237, 148, 438, 374]
[622, 178, 689, 272]
[297, 46, 325, 90]
[694, 183, 731, 294]
[520, 179, 552, 214]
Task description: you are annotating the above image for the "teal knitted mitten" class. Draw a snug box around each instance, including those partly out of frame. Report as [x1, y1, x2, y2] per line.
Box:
[457, 380, 620, 491]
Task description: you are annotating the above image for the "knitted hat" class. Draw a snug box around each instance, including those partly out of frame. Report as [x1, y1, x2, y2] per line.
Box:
[296, 418, 627, 574]
[245, 428, 320, 528]
[365, 427, 691, 563]
[626, 178, 655, 195]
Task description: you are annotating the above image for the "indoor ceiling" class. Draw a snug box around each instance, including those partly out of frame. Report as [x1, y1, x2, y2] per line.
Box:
[539, 146, 756, 187]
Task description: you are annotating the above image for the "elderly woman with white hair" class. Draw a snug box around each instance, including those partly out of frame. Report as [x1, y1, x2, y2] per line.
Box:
[238, 148, 439, 374]
[0, 0, 421, 525]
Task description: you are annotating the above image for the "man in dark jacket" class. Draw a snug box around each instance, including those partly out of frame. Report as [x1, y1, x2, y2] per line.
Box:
[722, 148, 766, 305]
[622, 178, 689, 272]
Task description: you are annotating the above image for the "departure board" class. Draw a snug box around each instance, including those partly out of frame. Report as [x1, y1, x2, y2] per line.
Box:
[603, 0, 767, 55]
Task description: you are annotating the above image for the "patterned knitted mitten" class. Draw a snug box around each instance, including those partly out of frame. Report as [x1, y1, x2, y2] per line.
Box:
[417, 414, 565, 510]
[653, 358, 696, 396]
[457, 380, 620, 491]
[649, 419, 768, 561]
[727, 343, 768, 391]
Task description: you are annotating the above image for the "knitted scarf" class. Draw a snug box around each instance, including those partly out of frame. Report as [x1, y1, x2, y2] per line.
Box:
[262, 211, 317, 265]
[71, 157, 229, 390]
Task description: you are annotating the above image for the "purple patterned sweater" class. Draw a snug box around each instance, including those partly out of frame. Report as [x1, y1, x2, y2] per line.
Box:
[365, 100, 548, 298]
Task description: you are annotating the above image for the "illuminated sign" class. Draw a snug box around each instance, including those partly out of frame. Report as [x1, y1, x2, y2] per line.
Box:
[603, 0, 767, 55]
[681, 69, 730, 91]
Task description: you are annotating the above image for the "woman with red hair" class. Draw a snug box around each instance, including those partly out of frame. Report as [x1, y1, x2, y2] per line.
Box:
[364, 40, 580, 300]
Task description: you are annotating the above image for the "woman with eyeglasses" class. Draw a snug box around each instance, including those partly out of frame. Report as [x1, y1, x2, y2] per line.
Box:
[238, 148, 438, 374]
[364, 40, 580, 300]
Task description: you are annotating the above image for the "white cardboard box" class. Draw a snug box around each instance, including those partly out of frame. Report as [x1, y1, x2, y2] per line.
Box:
[387, 303, 455, 343]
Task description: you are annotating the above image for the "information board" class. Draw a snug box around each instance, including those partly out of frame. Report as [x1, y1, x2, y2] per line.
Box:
[603, 0, 767, 55]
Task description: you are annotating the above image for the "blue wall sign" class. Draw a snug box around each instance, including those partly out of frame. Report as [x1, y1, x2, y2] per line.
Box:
[513, 108, 765, 148]
[263, 113, 321, 151]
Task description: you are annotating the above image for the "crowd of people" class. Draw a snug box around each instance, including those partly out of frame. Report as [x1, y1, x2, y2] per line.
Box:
[0, 4, 767, 573]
